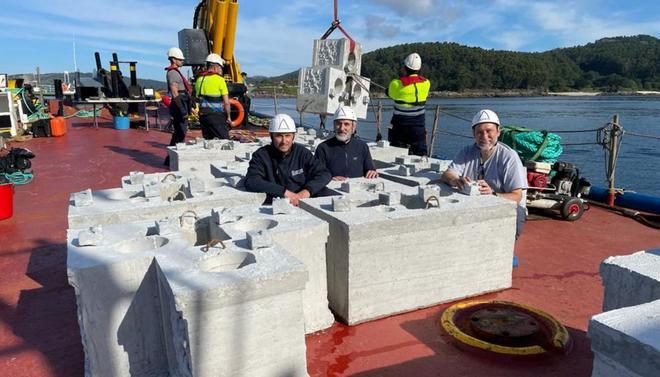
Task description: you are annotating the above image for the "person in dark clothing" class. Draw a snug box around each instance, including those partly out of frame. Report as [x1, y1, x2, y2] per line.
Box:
[315, 105, 378, 181]
[244, 113, 331, 206]
[164, 47, 192, 166]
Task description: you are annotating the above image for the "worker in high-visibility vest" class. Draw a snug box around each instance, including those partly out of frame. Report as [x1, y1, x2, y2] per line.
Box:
[194, 53, 234, 140]
[386, 52, 431, 156]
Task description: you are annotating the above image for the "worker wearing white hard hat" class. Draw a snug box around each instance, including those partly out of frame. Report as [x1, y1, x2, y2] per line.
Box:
[441, 109, 528, 238]
[244, 114, 331, 206]
[194, 53, 234, 140]
[163, 47, 193, 166]
[315, 105, 378, 180]
[386, 52, 431, 156]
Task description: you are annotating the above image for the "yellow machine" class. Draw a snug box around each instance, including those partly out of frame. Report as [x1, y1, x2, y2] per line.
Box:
[179, 0, 248, 124]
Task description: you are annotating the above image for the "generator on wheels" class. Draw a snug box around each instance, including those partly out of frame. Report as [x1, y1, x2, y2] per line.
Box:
[525, 160, 591, 221]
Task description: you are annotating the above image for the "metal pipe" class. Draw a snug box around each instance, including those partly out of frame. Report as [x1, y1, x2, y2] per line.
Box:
[222, 0, 239, 63]
[607, 115, 620, 206]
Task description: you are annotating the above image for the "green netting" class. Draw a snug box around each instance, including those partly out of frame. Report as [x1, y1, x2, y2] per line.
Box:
[499, 125, 563, 163]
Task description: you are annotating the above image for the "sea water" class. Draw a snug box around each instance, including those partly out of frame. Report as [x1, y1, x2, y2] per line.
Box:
[252, 96, 660, 196]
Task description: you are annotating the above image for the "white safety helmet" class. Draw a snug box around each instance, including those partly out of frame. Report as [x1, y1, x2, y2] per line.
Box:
[334, 105, 357, 122]
[206, 53, 224, 66]
[167, 47, 185, 60]
[471, 109, 500, 128]
[269, 114, 296, 133]
[404, 53, 422, 70]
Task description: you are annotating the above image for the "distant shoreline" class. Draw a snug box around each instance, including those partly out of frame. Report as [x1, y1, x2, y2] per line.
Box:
[252, 90, 660, 99]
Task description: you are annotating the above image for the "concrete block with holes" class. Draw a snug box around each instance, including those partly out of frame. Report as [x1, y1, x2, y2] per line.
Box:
[67, 171, 265, 229]
[312, 38, 363, 74]
[206, 204, 334, 334]
[377, 156, 452, 187]
[67, 218, 309, 377]
[166, 140, 261, 178]
[325, 177, 410, 196]
[299, 184, 516, 325]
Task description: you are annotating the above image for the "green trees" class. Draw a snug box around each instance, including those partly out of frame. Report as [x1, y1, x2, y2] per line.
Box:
[361, 35, 660, 92]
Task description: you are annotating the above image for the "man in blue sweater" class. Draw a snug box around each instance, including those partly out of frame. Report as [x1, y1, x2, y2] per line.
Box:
[315, 106, 378, 181]
[244, 113, 331, 206]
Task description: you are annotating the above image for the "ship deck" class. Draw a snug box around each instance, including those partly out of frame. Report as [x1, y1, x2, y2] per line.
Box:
[1, 117, 658, 377]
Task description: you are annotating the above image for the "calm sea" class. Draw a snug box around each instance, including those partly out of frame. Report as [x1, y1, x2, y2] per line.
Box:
[252, 96, 660, 196]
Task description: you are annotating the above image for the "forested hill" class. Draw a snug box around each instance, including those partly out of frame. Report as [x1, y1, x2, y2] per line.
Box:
[361, 35, 660, 92]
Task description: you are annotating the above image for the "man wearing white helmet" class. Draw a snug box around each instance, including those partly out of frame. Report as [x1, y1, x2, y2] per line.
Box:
[164, 47, 193, 166]
[194, 53, 234, 140]
[315, 105, 378, 180]
[386, 52, 431, 156]
[441, 109, 528, 238]
[244, 114, 331, 206]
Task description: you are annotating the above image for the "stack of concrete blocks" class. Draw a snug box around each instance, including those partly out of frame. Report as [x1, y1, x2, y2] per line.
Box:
[297, 38, 371, 119]
[166, 138, 260, 178]
[588, 249, 660, 377]
[378, 155, 452, 187]
[299, 183, 517, 324]
[366, 141, 410, 168]
[206, 201, 335, 333]
[68, 171, 265, 228]
[67, 215, 309, 376]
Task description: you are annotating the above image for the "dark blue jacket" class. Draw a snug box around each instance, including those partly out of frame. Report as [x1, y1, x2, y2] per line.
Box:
[244, 143, 331, 203]
[315, 137, 376, 178]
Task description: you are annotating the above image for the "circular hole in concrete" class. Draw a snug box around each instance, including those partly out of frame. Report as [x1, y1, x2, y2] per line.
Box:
[199, 251, 256, 272]
[346, 52, 357, 73]
[334, 78, 344, 94]
[352, 84, 362, 102]
[115, 236, 169, 253]
[230, 218, 278, 233]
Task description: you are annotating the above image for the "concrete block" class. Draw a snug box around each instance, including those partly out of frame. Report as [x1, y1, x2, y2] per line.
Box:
[175, 142, 187, 150]
[129, 171, 144, 185]
[397, 164, 415, 176]
[188, 176, 205, 193]
[247, 229, 273, 249]
[312, 38, 363, 74]
[379, 191, 401, 206]
[166, 142, 260, 177]
[431, 160, 451, 173]
[600, 250, 660, 312]
[68, 222, 309, 377]
[157, 243, 308, 377]
[332, 196, 351, 212]
[377, 140, 389, 148]
[206, 205, 334, 333]
[297, 66, 346, 116]
[156, 217, 181, 236]
[300, 189, 516, 324]
[366, 142, 410, 168]
[418, 185, 442, 202]
[589, 299, 660, 377]
[73, 189, 93, 207]
[326, 177, 409, 196]
[68, 182, 265, 229]
[462, 181, 480, 196]
[272, 197, 296, 215]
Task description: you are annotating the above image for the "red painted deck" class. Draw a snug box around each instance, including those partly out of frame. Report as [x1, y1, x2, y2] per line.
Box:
[1, 118, 658, 376]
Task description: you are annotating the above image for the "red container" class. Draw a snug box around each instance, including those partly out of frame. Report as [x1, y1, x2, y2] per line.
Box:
[50, 116, 67, 137]
[0, 183, 13, 220]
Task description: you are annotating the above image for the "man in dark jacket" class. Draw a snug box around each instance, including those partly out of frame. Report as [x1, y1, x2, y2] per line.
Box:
[244, 113, 331, 205]
[315, 106, 378, 181]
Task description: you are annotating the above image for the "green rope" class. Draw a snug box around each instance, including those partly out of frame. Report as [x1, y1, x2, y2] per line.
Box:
[64, 109, 102, 119]
[3, 172, 33, 185]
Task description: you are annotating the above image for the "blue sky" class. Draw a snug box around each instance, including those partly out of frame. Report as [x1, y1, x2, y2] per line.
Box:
[2, 0, 659, 81]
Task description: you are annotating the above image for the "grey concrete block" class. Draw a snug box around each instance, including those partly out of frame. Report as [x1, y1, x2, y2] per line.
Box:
[129, 171, 144, 185]
[589, 299, 660, 377]
[379, 191, 401, 206]
[300, 190, 516, 325]
[73, 189, 93, 207]
[462, 182, 480, 196]
[272, 197, 296, 215]
[332, 196, 351, 212]
[600, 250, 660, 312]
[247, 229, 273, 249]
